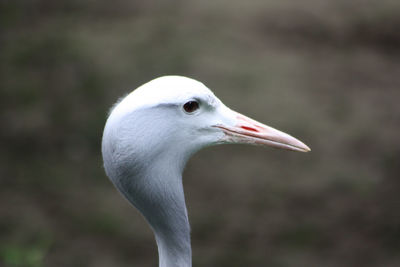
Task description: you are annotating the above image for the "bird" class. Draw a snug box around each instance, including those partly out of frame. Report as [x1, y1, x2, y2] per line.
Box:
[101, 76, 310, 267]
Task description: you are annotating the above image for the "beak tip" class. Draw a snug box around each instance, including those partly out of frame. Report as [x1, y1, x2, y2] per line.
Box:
[301, 144, 311, 152]
[297, 141, 311, 152]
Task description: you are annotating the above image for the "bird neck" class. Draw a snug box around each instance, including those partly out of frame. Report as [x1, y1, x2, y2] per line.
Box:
[112, 153, 192, 267]
[153, 177, 192, 267]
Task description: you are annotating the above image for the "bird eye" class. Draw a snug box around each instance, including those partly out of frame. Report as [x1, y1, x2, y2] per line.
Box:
[183, 101, 200, 113]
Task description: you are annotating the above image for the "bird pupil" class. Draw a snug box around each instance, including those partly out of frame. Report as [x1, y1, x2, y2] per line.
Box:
[184, 101, 199, 113]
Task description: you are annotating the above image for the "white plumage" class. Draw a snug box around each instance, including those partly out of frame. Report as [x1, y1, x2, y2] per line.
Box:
[102, 76, 310, 267]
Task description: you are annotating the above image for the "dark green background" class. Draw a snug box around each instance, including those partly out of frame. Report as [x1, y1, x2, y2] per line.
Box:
[1, 0, 400, 266]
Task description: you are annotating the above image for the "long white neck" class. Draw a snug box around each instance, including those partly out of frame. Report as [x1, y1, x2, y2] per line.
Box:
[104, 142, 193, 267]
[152, 176, 191, 267]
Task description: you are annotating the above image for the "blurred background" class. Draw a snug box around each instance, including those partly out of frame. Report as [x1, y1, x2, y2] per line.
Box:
[1, 0, 400, 266]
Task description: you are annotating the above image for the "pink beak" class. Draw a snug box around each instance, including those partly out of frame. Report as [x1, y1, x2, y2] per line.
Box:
[214, 111, 311, 152]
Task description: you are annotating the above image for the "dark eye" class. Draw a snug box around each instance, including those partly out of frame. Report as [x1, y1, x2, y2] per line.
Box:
[183, 101, 200, 113]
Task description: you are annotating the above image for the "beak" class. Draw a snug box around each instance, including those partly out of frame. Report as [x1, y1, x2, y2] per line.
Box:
[213, 111, 311, 152]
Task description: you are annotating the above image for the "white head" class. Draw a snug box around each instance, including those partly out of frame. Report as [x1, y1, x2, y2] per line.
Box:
[103, 75, 309, 173]
[101, 76, 310, 267]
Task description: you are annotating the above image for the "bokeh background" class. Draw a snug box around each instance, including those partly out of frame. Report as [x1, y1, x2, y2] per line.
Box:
[1, 0, 400, 266]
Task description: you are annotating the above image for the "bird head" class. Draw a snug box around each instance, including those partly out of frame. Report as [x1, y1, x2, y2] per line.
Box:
[103, 76, 309, 171]
[103, 76, 309, 179]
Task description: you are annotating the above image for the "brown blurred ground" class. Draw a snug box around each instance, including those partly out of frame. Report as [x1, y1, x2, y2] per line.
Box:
[1, 0, 400, 266]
